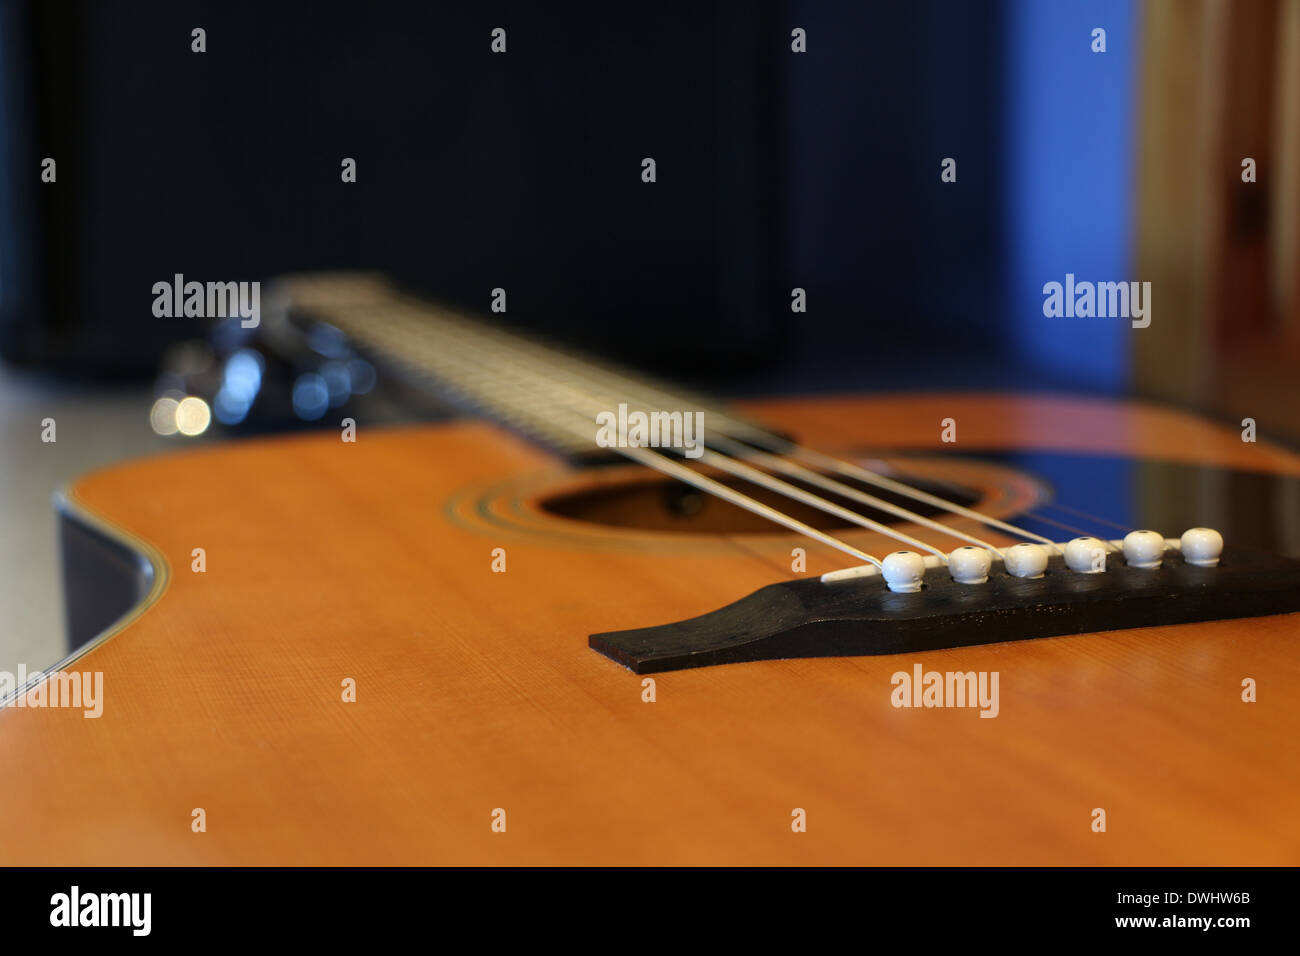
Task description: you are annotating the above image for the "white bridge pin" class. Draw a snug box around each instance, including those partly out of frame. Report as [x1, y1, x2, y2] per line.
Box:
[1004, 542, 1049, 579]
[881, 550, 927, 593]
[1122, 529, 1166, 569]
[1180, 527, 1223, 567]
[1064, 536, 1107, 573]
[948, 546, 992, 584]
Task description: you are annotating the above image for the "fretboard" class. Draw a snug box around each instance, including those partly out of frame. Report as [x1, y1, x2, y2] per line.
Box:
[268, 272, 778, 458]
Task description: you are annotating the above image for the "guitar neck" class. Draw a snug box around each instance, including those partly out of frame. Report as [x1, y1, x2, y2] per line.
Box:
[268, 272, 776, 458]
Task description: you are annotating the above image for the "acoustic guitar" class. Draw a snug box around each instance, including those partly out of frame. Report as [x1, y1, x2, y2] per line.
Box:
[3, 273, 1297, 866]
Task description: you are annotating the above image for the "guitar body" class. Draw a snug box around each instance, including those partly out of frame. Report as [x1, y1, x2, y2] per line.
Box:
[3, 393, 1298, 865]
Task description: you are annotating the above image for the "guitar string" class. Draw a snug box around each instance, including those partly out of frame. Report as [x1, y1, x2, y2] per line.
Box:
[871, 460, 1132, 548]
[311, 290, 1049, 565]
[400, 293, 1061, 553]
[556, 425, 884, 566]
[324, 298, 885, 566]
[389, 309, 1013, 562]
[352, 299, 960, 562]
[419, 335, 958, 561]
[288, 279, 1085, 565]
[1007, 511, 1124, 551]
[1034, 500, 1133, 533]
[706, 435, 1008, 557]
[403, 294, 1061, 551]
[345, 302, 907, 563]
[776, 445, 1062, 551]
[555, 390, 952, 560]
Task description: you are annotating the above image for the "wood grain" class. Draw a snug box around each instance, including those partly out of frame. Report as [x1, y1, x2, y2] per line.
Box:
[0, 393, 1297, 865]
[1135, 0, 1300, 441]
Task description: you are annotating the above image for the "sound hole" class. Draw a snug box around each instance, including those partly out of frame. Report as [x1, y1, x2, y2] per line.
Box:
[539, 471, 981, 534]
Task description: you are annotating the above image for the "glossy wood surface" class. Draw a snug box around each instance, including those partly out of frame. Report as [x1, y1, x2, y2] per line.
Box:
[1, 393, 1297, 864]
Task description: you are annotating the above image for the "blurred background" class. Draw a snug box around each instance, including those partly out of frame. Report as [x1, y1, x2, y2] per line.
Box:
[2, 0, 1298, 668]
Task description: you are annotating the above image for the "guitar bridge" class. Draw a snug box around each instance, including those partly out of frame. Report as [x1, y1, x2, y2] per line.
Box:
[589, 545, 1300, 673]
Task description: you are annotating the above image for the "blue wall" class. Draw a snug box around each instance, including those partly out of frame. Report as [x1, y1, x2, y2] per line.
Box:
[1004, 0, 1139, 391]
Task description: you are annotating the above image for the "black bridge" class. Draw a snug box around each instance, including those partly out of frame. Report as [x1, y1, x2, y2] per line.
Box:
[589, 547, 1300, 673]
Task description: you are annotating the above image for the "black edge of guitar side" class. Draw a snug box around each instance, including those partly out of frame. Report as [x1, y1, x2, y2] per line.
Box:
[588, 548, 1300, 673]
